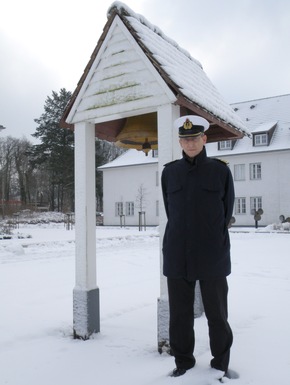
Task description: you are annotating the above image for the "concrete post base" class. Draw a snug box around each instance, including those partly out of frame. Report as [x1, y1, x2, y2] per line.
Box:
[157, 281, 204, 354]
[73, 287, 100, 339]
[194, 281, 204, 318]
[157, 296, 171, 354]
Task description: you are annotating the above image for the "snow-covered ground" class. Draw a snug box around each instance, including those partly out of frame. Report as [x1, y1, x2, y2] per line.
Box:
[0, 220, 289, 385]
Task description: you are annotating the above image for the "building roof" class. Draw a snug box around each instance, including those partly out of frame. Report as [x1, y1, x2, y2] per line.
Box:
[61, 1, 249, 143]
[99, 148, 158, 170]
[206, 93, 290, 157]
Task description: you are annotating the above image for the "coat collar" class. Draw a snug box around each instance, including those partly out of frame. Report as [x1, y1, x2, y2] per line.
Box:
[182, 146, 208, 166]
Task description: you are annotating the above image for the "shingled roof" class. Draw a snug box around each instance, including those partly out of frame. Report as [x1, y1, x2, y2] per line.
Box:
[61, 1, 249, 143]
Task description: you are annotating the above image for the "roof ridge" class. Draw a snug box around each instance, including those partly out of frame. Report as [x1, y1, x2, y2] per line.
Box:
[232, 93, 290, 106]
[107, 1, 203, 69]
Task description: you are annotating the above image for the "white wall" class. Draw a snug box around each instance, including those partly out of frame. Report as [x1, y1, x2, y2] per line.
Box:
[102, 163, 159, 226]
[226, 150, 290, 226]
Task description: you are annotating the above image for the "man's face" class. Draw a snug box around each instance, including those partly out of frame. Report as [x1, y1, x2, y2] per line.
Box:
[179, 134, 207, 158]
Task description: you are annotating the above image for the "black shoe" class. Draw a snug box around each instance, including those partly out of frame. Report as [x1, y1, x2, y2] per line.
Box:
[218, 369, 239, 382]
[170, 368, 187, 377]
[224, 369, 239, 380]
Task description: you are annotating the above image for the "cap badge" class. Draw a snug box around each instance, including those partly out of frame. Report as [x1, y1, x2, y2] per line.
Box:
[183, 119, 193, 130]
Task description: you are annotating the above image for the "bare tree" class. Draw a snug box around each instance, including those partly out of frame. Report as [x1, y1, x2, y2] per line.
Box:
[135, 184, 147, 212]
[0, 137, 35, 216]
[13, 138, 34, 204]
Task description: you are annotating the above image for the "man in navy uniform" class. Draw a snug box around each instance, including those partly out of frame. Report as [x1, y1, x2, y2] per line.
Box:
[161, 115, 234, 380]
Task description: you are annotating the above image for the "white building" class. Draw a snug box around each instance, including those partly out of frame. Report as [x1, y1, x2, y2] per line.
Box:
[99, 149, 159, 226]
[100, 93, 290, 227]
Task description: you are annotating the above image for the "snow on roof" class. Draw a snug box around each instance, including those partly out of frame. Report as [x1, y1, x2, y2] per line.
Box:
[206, 94, 290, 156]
[107, 2, 249, 137]
[99, 149, 158, 170]
[251, 121, 277, 133]
[108, 2, 202, 67]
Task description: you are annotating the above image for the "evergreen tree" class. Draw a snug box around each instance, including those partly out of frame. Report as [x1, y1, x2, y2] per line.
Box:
[31, 89, 74, 211]
[31, 88, 125, 213]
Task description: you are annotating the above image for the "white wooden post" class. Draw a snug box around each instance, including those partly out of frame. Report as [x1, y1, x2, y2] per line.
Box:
[157, 103, 180, 353]
[73, 122, 100, 339]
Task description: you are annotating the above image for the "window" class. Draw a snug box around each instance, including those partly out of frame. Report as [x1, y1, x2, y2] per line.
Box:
[156, 171, 159, 186]
[250, 197, 262, 212]
[250, 163, 261, 180]
[115, 202, 123, 216]
[235, 197, 246, 214]
[234, 164, 245, 181]
[152, 149, 158, 158]
[219, 140, 232, 150]
[254, 134, 268, 146]
[125, 202, 134, 216]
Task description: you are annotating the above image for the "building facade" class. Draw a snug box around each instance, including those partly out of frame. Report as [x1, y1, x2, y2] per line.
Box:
[207, 93, 290, 226]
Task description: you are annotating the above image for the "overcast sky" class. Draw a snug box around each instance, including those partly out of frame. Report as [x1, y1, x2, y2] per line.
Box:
[1, 0, 289, 141]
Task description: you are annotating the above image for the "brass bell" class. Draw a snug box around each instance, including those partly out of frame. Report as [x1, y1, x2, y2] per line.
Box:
[115, 113, 158, 156]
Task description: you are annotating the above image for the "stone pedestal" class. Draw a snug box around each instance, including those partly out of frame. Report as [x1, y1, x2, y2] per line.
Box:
[73, 287, 100, 339]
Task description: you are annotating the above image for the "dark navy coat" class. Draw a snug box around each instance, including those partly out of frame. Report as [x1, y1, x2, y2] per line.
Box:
[161, 147, 235, 281]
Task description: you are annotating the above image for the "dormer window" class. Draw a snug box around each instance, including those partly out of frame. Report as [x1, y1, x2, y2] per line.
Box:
[252, 121, 277, 147]
[254, 133, 268, 146]
[218, 140, 236, 151]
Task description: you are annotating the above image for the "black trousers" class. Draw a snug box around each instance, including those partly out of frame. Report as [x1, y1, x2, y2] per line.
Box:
[167, 277, 233, 372]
